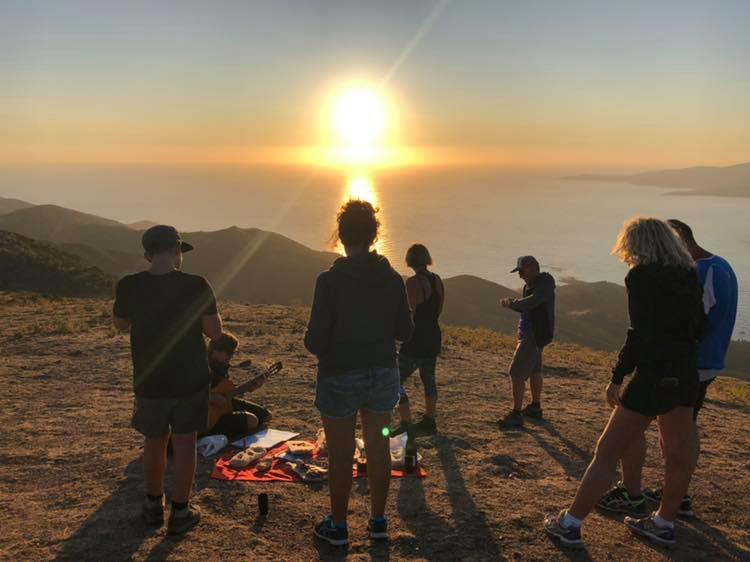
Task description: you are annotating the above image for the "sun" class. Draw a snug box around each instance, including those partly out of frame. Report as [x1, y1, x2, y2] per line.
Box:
[332, 86, 386, 147]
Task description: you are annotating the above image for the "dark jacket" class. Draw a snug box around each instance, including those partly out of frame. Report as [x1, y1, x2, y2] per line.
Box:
[611, 264, 704, 384]
[509, 272, 556, 347]
[304, 252, 414, 375]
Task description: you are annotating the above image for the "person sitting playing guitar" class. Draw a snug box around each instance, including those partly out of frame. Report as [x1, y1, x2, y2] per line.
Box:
[204, 332, 272, 440]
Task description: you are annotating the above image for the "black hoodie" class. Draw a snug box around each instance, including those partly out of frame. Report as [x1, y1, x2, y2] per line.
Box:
[612, 263, 704, 384]
[305, 252, 414, 375]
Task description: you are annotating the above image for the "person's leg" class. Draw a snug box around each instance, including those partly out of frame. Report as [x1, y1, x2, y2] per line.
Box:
[568, 406, 652, 520]
[322, 414, 357, 525]
[397, 354, 417, 424]
[529, 372, 542, 405]
[511, 377, 526, 411]
[418, 357, 438, 418]
[508, 339, 532, 412]
[170, 432, 197, 504]
[143, 433, 170, 497]
[361, 409, 392, 519]
[620, 433, 647, 497]
[656, 406, 699, 522]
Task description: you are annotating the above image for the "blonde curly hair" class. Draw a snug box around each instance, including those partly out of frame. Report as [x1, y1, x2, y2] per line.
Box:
[612, 217, 695, 269]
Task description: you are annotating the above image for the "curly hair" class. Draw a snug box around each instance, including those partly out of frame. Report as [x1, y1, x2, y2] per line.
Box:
[612, 217, 694, 269]
[334, 199, 380, 248]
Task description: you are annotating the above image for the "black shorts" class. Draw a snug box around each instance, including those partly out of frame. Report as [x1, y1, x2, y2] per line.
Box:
[693, 377, 714, 420]
[206, 398, 271, 440]
[621, 364, 699, 418]
[132, 386, 209, 438]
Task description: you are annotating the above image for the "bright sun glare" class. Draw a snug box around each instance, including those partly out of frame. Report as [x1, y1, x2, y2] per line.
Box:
[333, 87, 386, 147]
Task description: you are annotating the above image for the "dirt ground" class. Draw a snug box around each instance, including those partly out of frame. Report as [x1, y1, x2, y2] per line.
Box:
[0, 292, 748, 561]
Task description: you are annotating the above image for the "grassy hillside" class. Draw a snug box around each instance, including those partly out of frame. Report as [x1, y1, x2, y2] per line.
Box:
[0, 196, 34, 215]
[0, 294, 747, 561]
[0, 231, 113, 297]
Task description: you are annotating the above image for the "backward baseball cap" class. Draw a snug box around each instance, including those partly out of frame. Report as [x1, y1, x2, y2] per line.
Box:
[510, 255, 539, 273]
[142, 225, 194, 253]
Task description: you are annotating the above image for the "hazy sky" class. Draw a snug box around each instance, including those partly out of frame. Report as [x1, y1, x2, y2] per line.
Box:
[2, 0, 749, 169]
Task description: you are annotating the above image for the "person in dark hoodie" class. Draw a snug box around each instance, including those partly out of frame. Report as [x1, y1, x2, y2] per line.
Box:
[544, 218, 704, 549]
[499, 255, 555, 428]
[305, 200, 413, 546]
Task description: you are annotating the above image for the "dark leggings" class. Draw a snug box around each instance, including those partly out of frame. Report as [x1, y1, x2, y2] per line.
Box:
[207, 398, 271, 440]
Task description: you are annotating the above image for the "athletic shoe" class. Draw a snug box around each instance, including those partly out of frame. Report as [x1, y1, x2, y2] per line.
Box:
[313, 516, 349, 546]
[598, 485, 647, 516]
[643, 488, 694, 517]
[543, 511, 584, 548]
[413, 415, 437, 436]
[624, 514, 676, 547]
[498, 410, 524, 429]
[522, 403, 543, 420]
[368, 517, 388, 540]
[390, 421, 410, 437]
[167, 505, 201, 535]
[142, 496, 164, 526]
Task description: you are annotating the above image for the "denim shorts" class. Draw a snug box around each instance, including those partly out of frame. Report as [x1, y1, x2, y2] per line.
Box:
[398, 352, 438, 401]
[315, 367, 400, 419]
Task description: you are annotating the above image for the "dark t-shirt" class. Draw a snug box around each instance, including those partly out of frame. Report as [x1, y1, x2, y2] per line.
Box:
[113, 270, 217, 398]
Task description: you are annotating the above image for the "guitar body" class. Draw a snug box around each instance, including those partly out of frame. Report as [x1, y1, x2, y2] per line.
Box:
[207, 379, 236, 430]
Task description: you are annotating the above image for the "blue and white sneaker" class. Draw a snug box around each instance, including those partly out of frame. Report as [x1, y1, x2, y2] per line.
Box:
[624, 514, 676, 547]
[313, 516, 349, 546]
[368, 516, 388, 540]
[543, 511, 584, 548]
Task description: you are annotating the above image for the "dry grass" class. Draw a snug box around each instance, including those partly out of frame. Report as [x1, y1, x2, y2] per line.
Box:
[0, 293, 749, 561]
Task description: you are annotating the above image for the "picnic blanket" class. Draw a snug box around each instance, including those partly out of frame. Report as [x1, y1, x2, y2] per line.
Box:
[212, 444, 427, 482]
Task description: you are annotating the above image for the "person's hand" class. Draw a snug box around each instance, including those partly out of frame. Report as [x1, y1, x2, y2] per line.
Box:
[500, 298, 513, 308]
[209, 391, 228, 406]
[605, 382, 622, 408]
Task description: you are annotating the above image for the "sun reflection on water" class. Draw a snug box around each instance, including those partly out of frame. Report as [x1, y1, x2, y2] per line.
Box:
[337, 173, 389, 257]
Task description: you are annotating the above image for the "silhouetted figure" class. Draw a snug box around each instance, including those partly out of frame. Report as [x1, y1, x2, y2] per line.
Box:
[305, 200, 413, 546]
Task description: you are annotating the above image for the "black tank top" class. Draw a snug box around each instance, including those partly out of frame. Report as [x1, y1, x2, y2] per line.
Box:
[401, 272, 442, 358]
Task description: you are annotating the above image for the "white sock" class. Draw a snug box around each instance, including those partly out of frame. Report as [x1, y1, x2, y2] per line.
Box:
[562, 511, 582, 528]
[653, 514, 674, 529]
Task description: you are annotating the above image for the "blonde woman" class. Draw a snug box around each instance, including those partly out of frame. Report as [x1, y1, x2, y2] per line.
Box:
[544, 218, 704, 549]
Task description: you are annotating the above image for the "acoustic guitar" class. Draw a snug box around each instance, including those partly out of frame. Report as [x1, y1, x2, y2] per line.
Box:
[207, 361, 283, 430]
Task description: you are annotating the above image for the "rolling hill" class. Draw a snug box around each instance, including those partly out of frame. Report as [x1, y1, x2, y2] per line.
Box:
[0, 196, 34, 215]
[0, 230, 113, 297]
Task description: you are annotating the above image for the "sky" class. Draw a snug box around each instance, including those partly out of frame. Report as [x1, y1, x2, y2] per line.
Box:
[2, 0, 749, 170]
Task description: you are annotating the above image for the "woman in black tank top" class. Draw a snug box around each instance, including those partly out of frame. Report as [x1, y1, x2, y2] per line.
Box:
[395, 244, 444, 436]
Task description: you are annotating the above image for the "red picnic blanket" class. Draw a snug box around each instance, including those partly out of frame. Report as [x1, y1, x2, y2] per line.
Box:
[212, 444, 427, 482]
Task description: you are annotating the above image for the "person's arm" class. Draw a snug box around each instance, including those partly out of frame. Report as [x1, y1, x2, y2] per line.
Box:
[435, 275, 445, 315]
[112, 278, 131, 332]
[202, 314, 223, 341]
[507, 275, 553, 312]
[395, 275, 415, 342]
[199, 278, 222, 340]
[405, 276, 419, 312]
[304, 274, 333, 356]
[611, 270, 653, 383]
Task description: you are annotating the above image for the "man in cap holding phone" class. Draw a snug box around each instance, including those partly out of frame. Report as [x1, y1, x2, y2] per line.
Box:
[499, 256, 556, 428]
[113, 225, 222, 534]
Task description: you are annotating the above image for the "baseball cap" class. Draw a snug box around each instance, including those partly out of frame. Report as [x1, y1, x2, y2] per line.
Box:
[142, 225, 194, 253]
[510, 255, 539, 273]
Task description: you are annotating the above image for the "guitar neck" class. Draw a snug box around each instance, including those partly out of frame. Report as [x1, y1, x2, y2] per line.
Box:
[228, 365, 272, 399]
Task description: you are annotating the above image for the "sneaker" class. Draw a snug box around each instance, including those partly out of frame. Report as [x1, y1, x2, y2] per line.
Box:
[142, 496, 164, 526]
[368, 516, 388, 540]
[522, 402, 543, 420]
[390, 421, 411, 437]
[543, 511, 584, 548]
[643, 488, 694, 517]
[624, 514, 676, 547]
[313, 516, 349, 546]
[498, 410, 524, 429]
[167, 505, 201, 535]
[598, 484, 647, 516]
[413, 415, 437, 436]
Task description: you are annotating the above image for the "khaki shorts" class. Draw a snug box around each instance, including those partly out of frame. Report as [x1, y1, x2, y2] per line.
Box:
[131, 386, 209, 438]
[509, 337, 542, 381]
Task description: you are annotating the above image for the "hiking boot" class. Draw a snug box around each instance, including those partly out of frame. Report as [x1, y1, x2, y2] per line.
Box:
[167, 505, 201, 535]
[368, 516, 388, 540]
[643, 487, 694, 517]
[543, 511, 584, 548]
[624, 514, 676, 547]
[390, 421, 410, 437]
[313, 516, 349, 546]
[498, 410, 524, 429]
[598, 484, 647, 516]
[522, 402, 543, 420]
[413, 415, 437, 436]
[142, 496, 164, 526]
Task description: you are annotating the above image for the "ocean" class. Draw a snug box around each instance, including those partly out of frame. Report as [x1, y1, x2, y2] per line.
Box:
[3, 165, 748, 338]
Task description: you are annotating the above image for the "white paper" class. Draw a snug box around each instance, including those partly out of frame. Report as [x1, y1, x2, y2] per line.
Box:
[231, 428, 299, 450]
